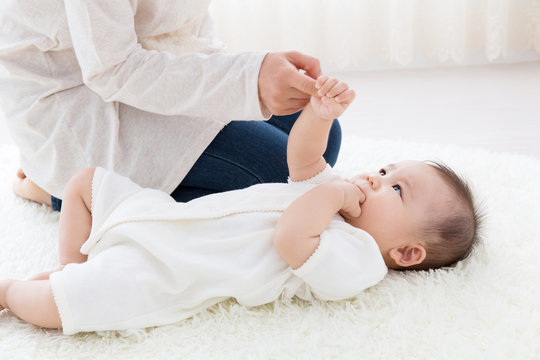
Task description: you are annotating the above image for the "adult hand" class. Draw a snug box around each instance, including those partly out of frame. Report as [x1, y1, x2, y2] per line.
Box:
[258, 51, 322, 116]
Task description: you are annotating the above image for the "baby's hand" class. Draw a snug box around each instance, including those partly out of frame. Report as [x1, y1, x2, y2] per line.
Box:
[332, 179, 365, 219]
[310, 76, 355, 120]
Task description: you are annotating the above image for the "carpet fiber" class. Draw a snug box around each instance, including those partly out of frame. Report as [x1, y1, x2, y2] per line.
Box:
[0, 137, 538, 359]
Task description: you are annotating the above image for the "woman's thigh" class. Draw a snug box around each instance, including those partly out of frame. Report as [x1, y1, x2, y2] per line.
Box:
[170, 112, 341, 202]
[267, 112, 341, 166]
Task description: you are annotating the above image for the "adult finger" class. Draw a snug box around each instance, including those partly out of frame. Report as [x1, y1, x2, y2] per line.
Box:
[287, 71, 318, 97]
[286, 51, 323, 79]
[286, 87, 312, 100]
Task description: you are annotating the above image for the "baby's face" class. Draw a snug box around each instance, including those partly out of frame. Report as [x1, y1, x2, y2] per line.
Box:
[343, 160, 452, 259]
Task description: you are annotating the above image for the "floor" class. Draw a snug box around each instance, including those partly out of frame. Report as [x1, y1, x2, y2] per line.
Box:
[1, 62, 539, 159]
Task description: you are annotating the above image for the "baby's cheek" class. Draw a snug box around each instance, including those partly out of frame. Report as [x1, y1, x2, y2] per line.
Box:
[365, 197, 397, 224]
[358, 203, 379, 227]
[351, 174, 368, 183]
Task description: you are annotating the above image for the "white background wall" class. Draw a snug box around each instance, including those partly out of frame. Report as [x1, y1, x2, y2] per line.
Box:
[209, 0, 540, 72]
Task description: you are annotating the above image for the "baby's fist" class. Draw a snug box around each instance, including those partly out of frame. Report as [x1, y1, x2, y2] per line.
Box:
[332, 179, 365, 219]
[310, 76, 355, 119]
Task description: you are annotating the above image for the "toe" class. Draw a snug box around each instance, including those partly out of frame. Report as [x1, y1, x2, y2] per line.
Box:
[16, 168, 26, 179]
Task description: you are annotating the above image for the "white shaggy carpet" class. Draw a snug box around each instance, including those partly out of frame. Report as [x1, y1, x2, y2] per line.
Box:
[0, 138, 538, 360]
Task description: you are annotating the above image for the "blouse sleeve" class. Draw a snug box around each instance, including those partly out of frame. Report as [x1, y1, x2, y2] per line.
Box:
[63, 0, 267, 120]
[291, 219, 388, 301]
[197, 10, 227, 53]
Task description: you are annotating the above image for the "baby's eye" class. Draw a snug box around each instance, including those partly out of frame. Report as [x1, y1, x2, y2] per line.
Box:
[393, 185, 402, 197]
[379, 169, 386, 176]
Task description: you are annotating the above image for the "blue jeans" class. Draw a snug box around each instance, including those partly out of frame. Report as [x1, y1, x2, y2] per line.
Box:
[51, 111, 341, 210]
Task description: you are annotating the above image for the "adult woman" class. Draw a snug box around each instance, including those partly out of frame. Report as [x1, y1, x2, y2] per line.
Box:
[0, 0, 341, 210]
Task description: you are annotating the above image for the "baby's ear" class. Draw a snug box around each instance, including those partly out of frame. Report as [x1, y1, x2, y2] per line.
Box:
[389, 244, 426, 267]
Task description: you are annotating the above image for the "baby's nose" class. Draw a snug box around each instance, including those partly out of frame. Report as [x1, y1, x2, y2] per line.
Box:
[367, 174, 382, 190]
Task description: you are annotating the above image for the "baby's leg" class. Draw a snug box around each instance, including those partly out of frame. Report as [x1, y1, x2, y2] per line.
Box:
[58, 168, 95, 265]
[0, 279, 61, 329]
[25, 168, 94, 281]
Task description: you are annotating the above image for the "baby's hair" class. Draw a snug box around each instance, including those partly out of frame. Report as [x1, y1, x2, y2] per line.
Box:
[407, 161, 483, 271]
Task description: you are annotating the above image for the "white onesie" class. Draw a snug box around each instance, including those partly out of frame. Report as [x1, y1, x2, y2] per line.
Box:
[50, 166, 387, 335]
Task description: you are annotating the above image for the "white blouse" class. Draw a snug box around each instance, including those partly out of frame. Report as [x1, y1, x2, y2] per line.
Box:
[0, 0, 268, 198]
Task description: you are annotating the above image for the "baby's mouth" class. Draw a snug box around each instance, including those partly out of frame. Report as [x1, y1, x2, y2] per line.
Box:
[356, 184, 367, 205]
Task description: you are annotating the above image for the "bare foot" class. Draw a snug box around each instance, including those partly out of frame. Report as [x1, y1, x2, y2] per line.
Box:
[12, 168, 52, 207]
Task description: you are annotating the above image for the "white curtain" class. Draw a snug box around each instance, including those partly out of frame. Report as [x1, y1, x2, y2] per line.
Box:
[209, 0, 540, 71]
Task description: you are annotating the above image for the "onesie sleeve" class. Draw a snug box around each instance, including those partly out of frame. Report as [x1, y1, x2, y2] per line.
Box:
[288, 164, 342, 185]
[63, 0, 267, 120]
[292, 219, 388, 301]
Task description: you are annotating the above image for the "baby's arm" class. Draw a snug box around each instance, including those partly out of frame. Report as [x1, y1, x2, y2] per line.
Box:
[273, 179, 364, 269]
[287, 76, 355, 181]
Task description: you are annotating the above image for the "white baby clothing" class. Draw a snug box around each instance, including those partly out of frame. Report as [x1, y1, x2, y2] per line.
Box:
[0, 0, 268, 198]
[50, 166, 388, 334]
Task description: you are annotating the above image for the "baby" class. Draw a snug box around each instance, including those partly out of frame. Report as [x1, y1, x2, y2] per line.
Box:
[0, 76, 481, 334]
